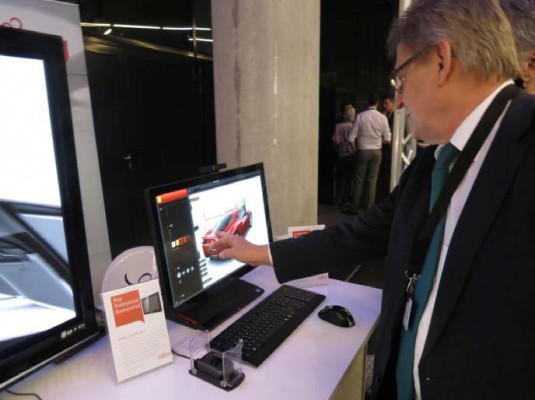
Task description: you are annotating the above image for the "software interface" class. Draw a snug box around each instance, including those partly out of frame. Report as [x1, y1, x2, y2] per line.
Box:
[153, 171, 270, 308]
[0, 54, 75, 342]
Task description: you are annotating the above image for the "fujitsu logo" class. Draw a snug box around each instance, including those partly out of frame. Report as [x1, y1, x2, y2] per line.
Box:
[1, 17, 23, 29]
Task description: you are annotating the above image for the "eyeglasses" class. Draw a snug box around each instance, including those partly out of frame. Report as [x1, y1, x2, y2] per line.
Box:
[389, 45, 432, 94]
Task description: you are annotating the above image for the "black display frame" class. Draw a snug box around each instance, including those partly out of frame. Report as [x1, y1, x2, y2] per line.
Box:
[0, 27, 100, 391]
[145, 163, 273, 330]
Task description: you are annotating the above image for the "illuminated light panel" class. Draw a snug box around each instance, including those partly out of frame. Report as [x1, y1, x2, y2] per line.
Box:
[113, 24, 161, 29]
[188, 37, 213, 43]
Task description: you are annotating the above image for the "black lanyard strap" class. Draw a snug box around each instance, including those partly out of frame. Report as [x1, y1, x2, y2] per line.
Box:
[408, 84, 520, 277]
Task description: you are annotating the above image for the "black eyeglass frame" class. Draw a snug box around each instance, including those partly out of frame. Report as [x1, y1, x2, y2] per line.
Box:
[389, 44, 433, 94]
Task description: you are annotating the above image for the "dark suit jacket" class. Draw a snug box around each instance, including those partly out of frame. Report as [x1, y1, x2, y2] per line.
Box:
[271, 89, 535, 399]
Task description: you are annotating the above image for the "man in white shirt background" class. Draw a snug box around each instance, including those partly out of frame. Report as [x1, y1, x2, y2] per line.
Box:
[348, 93, 391, 214]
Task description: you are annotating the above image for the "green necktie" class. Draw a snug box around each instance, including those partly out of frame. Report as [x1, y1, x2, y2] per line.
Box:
[396, 143, 460, 400]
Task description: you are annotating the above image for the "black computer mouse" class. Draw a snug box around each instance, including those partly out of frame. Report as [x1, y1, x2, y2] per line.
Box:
[318, 305, 355, 328]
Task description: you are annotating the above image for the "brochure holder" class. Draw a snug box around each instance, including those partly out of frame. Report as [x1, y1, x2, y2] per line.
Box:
[187, 331, 245, 391]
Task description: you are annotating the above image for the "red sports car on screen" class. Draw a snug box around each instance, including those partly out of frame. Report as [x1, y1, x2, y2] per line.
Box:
[202, 207, 252, 258]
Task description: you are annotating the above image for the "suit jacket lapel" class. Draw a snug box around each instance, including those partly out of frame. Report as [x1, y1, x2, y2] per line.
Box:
[422, 91, 534, 359]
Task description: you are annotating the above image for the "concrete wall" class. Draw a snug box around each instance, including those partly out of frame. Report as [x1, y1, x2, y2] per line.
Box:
[211, 0, 321, 239]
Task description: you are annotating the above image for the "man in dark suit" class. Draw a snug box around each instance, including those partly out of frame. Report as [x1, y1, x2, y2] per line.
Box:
[214, 0, 535, 398]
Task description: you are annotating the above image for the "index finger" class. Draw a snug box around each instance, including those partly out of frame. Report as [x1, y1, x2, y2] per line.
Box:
[213, 232, 231, 248]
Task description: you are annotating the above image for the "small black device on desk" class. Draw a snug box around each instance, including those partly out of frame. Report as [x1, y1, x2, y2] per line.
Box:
[318, 305, 355, 327]
[210, 285, 326, 366]
[191, 350, 245, 391]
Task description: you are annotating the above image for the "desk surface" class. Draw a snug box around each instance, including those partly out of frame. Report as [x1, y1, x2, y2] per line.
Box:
[2, 266, 382, 400]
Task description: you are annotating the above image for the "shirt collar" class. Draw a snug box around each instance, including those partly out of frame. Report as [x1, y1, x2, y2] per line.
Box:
[435, 80, 514, 160]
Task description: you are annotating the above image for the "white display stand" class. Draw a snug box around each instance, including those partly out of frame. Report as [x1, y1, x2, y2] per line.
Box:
[2, 266, 382, 400]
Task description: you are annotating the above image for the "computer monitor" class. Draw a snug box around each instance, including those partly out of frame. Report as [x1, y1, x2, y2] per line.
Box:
[0, 28, 100, 390]
[146, 163, 273, 330]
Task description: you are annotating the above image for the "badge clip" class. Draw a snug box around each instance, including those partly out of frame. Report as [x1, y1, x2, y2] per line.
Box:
[404, 270, 420, 297]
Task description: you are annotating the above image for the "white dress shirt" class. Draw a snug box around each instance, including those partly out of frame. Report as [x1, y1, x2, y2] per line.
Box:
[413, 80, 514, 399]
[348, 106, 391, 150]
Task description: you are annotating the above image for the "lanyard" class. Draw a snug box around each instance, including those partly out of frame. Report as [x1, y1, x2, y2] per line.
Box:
[405, 84, 520, 296]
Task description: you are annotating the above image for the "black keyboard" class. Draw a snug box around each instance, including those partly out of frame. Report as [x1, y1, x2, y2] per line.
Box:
[210, 285, 326, 367]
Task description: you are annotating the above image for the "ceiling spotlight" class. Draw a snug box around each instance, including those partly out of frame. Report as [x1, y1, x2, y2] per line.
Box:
[104, 28, 112, 35]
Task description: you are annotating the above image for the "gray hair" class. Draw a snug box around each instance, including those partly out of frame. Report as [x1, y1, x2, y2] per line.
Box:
[500, 0, 535, 60]
[387, 0, 520, 81]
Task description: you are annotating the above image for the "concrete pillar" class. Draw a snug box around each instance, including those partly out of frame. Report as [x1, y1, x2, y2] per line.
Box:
[211, 0, 320, 238]
[391, 0, 413, 188]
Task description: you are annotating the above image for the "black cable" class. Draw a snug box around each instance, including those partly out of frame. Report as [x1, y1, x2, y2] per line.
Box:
[4, 389, 43, 400]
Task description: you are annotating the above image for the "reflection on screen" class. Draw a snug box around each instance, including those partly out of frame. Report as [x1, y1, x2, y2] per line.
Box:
[0, 54, 74, 342]
[153, 172, 270, 308]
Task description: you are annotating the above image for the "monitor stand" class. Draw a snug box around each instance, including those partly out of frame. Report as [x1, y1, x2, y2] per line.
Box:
[172, 277, 264, 331]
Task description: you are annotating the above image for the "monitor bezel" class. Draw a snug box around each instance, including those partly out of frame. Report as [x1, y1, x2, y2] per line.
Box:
[0, 27, 100, 390]
[145, 163, 273, 328]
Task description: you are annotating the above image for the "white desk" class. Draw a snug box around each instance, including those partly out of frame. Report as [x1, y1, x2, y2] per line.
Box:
[1, 266, 382, 400]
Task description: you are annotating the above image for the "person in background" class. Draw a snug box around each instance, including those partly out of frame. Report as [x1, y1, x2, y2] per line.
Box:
[376, 96, 396, 201]
[383, 96, 396, 132]
[501, 0, 535, 94]
[348, 93, 391, 214]
[335, 102, 355, 122]
[332, 103, 357, 208]
[213, 0, 535, 398]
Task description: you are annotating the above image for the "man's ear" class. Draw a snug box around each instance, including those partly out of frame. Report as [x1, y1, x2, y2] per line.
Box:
[435, 40, 453, 86]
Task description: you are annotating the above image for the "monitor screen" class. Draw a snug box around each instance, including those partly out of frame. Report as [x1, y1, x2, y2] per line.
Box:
[146, 163, 272, 329]
[0, 28, 99, 390]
